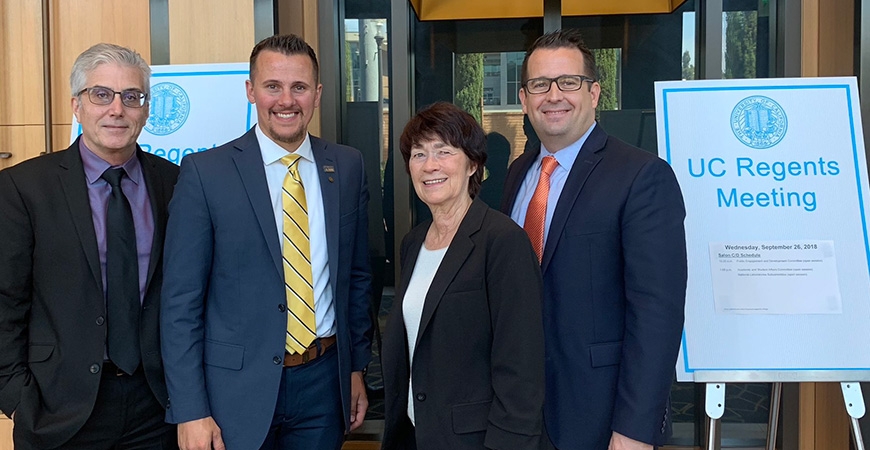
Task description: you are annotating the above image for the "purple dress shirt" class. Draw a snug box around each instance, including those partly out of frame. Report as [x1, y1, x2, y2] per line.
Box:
[79, 141, 154, 307]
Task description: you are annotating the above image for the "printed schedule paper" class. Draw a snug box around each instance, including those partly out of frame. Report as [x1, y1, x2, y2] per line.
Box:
[708, 241, 841, 314]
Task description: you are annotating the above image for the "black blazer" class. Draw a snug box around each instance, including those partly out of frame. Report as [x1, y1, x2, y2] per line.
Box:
[382, 198, 545, 450]
[0, 140, 178, 448]
[501, 125, 687, 449]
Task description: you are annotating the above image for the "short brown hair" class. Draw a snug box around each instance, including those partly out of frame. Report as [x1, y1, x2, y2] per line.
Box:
[521, 28, 597, 85]
[249, 34, 319, 82]
[400, 102, 487, 198]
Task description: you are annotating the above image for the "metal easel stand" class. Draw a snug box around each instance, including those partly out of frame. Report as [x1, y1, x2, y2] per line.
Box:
[842, 382, 866, 450]
[766, 382, 783, 450]
[706, 383, 725, 450]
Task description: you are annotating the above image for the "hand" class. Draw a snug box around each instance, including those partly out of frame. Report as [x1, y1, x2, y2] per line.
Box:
[608, 431, 653, 450]
[349, 370, 368, 431]
[178, 416, 225, 450]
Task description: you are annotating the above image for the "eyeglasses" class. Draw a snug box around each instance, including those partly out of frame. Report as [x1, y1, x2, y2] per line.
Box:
[523, 75, 596, 94]
[77, 86, 148, 108]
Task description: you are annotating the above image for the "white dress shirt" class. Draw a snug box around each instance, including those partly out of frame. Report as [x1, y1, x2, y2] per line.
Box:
[256, 126, 336, 338]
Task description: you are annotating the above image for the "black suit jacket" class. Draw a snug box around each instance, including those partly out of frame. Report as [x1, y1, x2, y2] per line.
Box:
[501, 125, 687, 449]
[382, 198, 545, 450]
[0, 139, 178, 448]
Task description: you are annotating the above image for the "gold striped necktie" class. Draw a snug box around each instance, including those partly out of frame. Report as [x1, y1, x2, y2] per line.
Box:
[280, 153, 316, 354]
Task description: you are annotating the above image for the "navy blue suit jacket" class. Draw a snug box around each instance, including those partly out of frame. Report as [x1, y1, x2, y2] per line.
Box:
[160, 129, 372, 449]
[501, 125, 687, 449]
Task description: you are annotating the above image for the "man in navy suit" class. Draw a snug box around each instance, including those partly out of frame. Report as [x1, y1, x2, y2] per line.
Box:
[161, 34, 372, 450]
[501, 29, 687, 450]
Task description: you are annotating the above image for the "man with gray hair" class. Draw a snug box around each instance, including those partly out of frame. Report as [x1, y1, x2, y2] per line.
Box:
[0, 43, 179, 449]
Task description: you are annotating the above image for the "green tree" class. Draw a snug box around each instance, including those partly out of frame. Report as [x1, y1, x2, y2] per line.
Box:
[724, 11, 757, 79]
[593, 48, 618, 111]
[454, 53, 483, 124]
[346, 43, 353, 101]
[682, 50, 695, 80]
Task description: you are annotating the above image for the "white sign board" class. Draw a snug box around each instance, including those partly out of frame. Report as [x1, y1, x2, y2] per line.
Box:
[71, 63, 254, 165]
[655, 77, 870, 382]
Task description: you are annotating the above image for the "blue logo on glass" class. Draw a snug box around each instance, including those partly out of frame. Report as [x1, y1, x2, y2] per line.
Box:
[145, 82, 190, 136]
[730, 95, 787, 149]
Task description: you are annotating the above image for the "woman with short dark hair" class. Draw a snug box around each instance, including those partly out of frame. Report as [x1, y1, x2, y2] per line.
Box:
[381, 102, 545, 450]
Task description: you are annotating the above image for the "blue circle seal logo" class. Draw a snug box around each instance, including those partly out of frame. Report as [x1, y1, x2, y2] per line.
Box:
[730, 95, 787, 149]
[145, 82, 190, 136]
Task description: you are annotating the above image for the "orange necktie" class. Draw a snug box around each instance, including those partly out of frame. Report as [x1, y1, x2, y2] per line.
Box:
[523, 155, 559, 262]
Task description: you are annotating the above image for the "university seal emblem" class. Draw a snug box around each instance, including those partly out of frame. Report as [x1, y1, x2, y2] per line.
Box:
[145, 82, 190, 136]
[730, 95, 787, 149]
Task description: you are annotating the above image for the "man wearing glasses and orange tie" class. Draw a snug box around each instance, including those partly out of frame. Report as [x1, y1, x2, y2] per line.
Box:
[0, 43, 179, 449]
[502, 29, 688, 450]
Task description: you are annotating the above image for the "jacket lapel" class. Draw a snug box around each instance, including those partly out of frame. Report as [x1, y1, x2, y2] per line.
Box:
[414, 198, 486, 351]
[57, 139, 103, 292]
[540, 126, 607, 273]
[139, 148, 166, 296]
[311, 136, 340, 291]
[232, 128, 283, 277]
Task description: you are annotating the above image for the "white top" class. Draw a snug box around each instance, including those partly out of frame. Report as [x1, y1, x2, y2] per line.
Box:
[256, 126, 335, 338]
[402, 244, 448, 425]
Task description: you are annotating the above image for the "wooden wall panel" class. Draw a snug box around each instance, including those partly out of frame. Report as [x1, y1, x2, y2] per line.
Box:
[802, 0, 856, 77]
[49, 0, 152, 124]
[168, 0, 255, 64]
[53, 124, 74, 151]
[799, 382, 851, 450]
[0, 126, 47, 170]
[0, 0, 45, 125]
[802, 0, 820, 77]
[818, 0, 855, 76]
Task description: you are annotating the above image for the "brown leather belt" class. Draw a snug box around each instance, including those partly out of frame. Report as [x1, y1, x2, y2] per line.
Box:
[283, 336, 337, 367]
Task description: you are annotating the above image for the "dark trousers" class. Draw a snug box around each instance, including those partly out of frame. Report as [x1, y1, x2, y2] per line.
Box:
[258, 344, 344, 450]
[16, 364, 177, 450]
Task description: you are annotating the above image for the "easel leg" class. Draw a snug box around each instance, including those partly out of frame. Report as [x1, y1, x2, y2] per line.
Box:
[851, 417, 865, 450]
[707, 417, 720, 450]
[841, 382, 866, 450]
[767, 382, 783, 450]
[705, 383, 726, 450]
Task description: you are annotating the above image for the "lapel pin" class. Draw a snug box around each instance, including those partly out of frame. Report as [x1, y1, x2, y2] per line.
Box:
[328, 176, 335, 183]
[323, 165, 335, 173]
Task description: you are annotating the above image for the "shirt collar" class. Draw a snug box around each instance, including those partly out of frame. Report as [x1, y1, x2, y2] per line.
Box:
[79, 139, 142, 186]
[255, 125, 313, 166]
[538, 121, 597, 168]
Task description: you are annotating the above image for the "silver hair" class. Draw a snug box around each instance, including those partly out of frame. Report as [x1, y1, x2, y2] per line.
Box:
[70, 43, 151, 98]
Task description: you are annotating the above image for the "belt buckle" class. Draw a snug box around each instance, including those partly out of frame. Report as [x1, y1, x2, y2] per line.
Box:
[302, 350, 310, 364]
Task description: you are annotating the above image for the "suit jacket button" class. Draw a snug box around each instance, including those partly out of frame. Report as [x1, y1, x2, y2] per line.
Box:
[273, 356, 282, 365]
[415, 393, 426, 402]
[90, 363, 100, 374]
[278, 304, 286, 312]
[95, 316, 105, 326]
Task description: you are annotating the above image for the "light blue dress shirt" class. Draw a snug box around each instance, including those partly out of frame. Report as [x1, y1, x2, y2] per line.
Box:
[510, 122, 597, 247]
